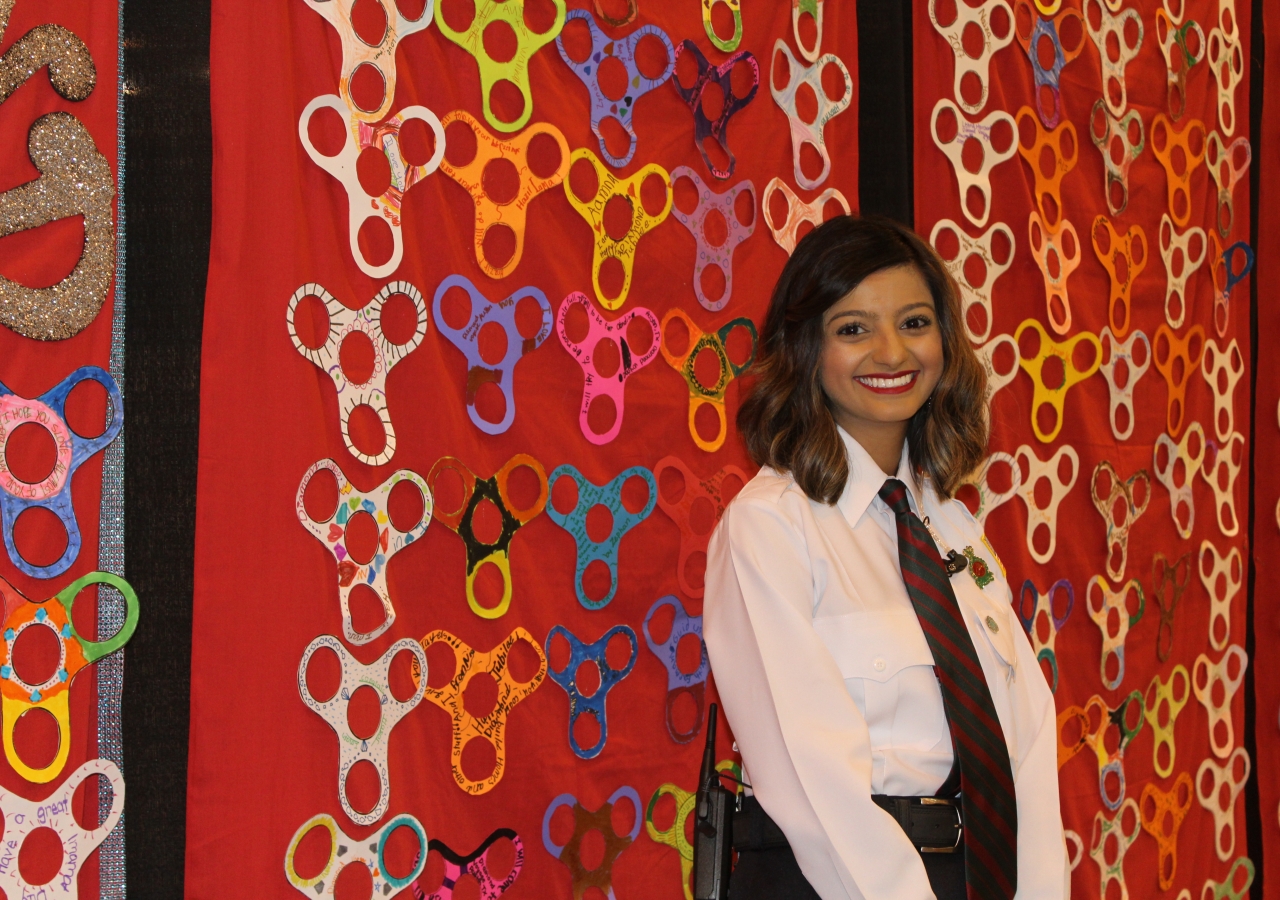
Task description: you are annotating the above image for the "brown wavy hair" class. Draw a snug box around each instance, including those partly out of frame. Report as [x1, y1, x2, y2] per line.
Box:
[738, 215, 988, 503]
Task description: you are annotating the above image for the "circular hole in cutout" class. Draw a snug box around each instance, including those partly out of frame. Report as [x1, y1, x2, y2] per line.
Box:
[611, 791, 637, 839]
[347, 684, 383, 740]
[470, 561, 507, 613]
[551, 473, 579, 517]
[964, 185, 987, 222]
[515, 294, 546, 341]
[579, 828, 606, 872]
[339, 330, 377, 386]
[796, 8, 820, 44]
[12, 507, 68, 570]
[290, 820, 334, 881]
[568, 155, 601, 205]
[670, 689, 701, 737]
[959, 71, 983, 109]
[387, 645, 418, 703]
[348, 583, 389, 636]
[483, 20, 518, 64]
[606, 630, 633, 669]
[597, 56, 629, 102]
[598, 257, 627, 302]
[966, 302, 989, 338]
[586, 504, 614, 543]
[439, 284, 473, 331]
[307, 104, 347, 157]
[593, 337, 621, 379]
[582, 559, 614, 603]
[478, 321, 509, 366]
[598, 117, 632, 162]
[961, 137, 985, 175]
[460, 735, 497, 784]
[488, 79, 528, 127]
[694, 346, 725, 389]
[603, 195, 635, 243]
[935, 105, 959, 143]
[5, 422, 58, 485]
[344, 760, 382, 817]
[343, 510, 380, 565]
[387, 479, 425, 533]
[356, 215, 395, 269]
[348, 404, 388, 460]
[700, 81, 725, 122]
[12, 619, 63, 688]
[302, 641, 340, 703]
[702, 208, 728, 248]
[575, 660, 601, 699]
[292, 291, 332, 351]
[444, 118, 479, 169]
[474, 381, 508, 427]
[524, 0, 558, 34]
[700, 264, 727, 305]
[650, 791, 676, 832]
[12, 707, 59, 772]
[672, 173, 699, 216]
[587, 395, 618, 438]
[351, 0, 388, 45]
[483, 158, 521, 206]
[559, 15, 592, 62]
[349, 62, 387, 115]
[471, 497, 504, 546]
[695, 403, 724, 445]
[621, 473, 652, 514]
[64, 377, 108, 439]
[527, 131, 563, 179]
[18, 826, 62, 886]
[464, 671, 499, 719]
[438, 0, 475, 32]
[381, 821, 423, 884]
[425, 641, 457, 690]
[508, 636, 543, 684]
[677, 632, 703, 675]
[399, 116, 437, 167]
[379, 291, 420, 346]
[505, 463, 543, 514]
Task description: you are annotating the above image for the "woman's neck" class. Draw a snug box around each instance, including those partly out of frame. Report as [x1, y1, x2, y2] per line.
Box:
[838, 417, 908, 477]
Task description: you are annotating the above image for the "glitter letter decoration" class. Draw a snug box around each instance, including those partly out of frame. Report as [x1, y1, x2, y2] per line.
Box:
[0, 572, 138, 783]
[298, 0, 432, 124]
[1089, 101, 1144, 217]
[763, 177, 851, 255]
[557, 291, 661, 444]
[769, 40, 852, 190]
[545, 624, 637, 759]
[653, 456, 745, 598]
[0, 366, 122, 578]
[427, 454, 547, 619]
[287, 281, 428, 466]
[1085, 574, 1145, 691]
[547, 464, 657, 609]
[931, 99, 1017, 229]
[1196, 747, 1250, 861]
[1014, 2, 1084, 128]
[1098, 327, 1150, 441]
[0, 758, 122, 899]
[285, 813, 426, 897]
[671, 41, 759, 181]
[1199, 539, 1240, 651]
[1015, 443, 1078, 564]
[929, 218, 1013, 344]
[555, 11, 675, 168]
[542, 787, 641, 900]
[1014, 319, 1100, 443]
[415, 628, 546, 795]
[296, 458, 431, 644]
[1193, 643, 1246, 758]
[1158, 215, 1206, 328]
[646, 782, 697, 899]
[643, 595, 709, 742]
[434, 0, 567, 132]
[1144, 665, 1189, 777]
[418, 830, 524, 900]
[0, 0, 95, 107]
[0, 113, 115, 341]
[564, 149, 672, 310]
[670, 167, 756, 312]
[1090, 460, 1150, 582]
[433, 274, 553, 434]
[929, 0, 1013, 114]
[1017, 578, 1073, 692]
[438, 110, 570, 279]
[299, 97, 445, 278]
[297, 634, 427, 826]
[661, 309, 758, 452]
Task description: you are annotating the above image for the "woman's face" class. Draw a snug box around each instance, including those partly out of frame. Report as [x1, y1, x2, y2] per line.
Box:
[818, 264, 945, 443]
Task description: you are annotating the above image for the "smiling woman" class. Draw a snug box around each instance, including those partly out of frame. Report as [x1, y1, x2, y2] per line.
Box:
[705, 216, 1068, 900]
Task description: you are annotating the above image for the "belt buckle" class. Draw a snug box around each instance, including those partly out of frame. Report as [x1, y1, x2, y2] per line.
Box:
[917, 797, 963, 854]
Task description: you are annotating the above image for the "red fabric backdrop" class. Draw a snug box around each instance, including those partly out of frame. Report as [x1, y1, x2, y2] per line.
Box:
[189, 0, 857, 895]
[0, 0, 121, 893]
[915, 0, 1253, 896]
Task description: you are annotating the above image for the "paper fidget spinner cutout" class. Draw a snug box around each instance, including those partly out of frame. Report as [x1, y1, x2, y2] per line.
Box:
[1155, 8, 1204, 122]
[1015, 108, 1076, 233]
[546, 464, 657, 609]
[1091, 216, 1146, 339]
[438, 109, 570, 280]
[661, 309, 758, 453]
[929, 0, 1013, 114]
[653, 456, 745, 598]
[646, 781, 697, 895]
[1084, 0, 1143, 117]
[930, 218, 1013, 344]
[975, 333, 1020, 414]
[0, 758, 123, 899]
[791, 0, 825, 62]
[1018, 578, 1073, 692]
[1088, 798, 1140, 900]
[671, 41, 759, 181]
[1151, 115, 1205, 229]
[416, 829, 524, 900]
[1014, 442, 1078, 565]
[296, 458, 432, 645]
[1202, 338, 1243, 443]
[1199, 539, 1241, 651]
[764, 178, 852, 255]
[931, 99, 1016, 229]
[1207, 7, 1244, 137]
[643, 595, 710, 743]
[416, 628, 546, 794]
[1090, 460, 1150, 582]
[670, 168, 756, 312]
[285, 812, 427, 897]
[1084, 691, 1145, 810]
[287, 281, 428, 466]
[1014, 319, 1100, 443]
[542, 786, 641, 900]
[1194, 643, 1247, 759]
[433, 274, 553, 434]
[1153, 323, 1203, 438]
[1014, 1, 1084, 129]
[1206, 131, 1250, 239]
[299, 0, 432, 125]
[1210, 235, 1253, 338]
[1027, 213, 1080, 334]
[702, 0, 742, 52]
[1203, 857, 1256, 900]
[1158, 215, 1206, 329]
[1086, 574, 1145, 691]
[1196, 747, 1250, 862]
[427, 454, 547, 619]
[564, 148, 672, 310]
[1152, 550, 1192, 662]
[555, 11, 675, 169]
[546, 623, 637, 759]
[0, 366, 122, 579]
[960, 450, 1021, 526]
[1144, 664, 1189, 778]
[770, 40, 852, 190]
[1153, 423, 1205, 541]
[1089, 100, 1144, 217]
[1098, 327, 1150, 441]
[434, 0, 567, 132]
[0, 572, 137, 783]
[299, 98, 445, 278]
[556, 291, 661, 444]
[298, 634, 426, 826]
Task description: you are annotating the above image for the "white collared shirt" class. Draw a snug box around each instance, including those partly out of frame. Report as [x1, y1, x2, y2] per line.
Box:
[704, 428, 1067, 900]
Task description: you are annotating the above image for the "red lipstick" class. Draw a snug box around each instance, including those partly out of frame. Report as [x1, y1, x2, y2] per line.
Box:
[853, 371, 919, 394]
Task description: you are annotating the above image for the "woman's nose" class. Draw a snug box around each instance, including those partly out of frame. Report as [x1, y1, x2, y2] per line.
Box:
[870, 328, 909, 367]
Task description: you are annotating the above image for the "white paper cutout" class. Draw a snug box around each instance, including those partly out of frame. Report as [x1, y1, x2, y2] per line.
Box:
[1098, 327, 1151, 442]
[928, 0, 1013, 114]
[1028, 213, 1081, 333]
[930, 218, 1013, 344]
[1205, 132, 1250, 237]
[1158, 215, 1207, 328]
[931, 99, 1017, 229]
[1207, 2, 1244, 136]
[770, 41, 852, 190]
[1199, 539, 1241, 651]
[763, 177, 851, 255]
[963, 451, 1022, 526]
[1199, 430, 1243, 537]
[976, 333, 1020, 414]
[1153, 422, 1205, 539]
[1196, 747, 1249, 861]
[284, 812, 427, 896]
[1084, 0, 1143, 117]
[1015, 443, 1078, 565]
[1201, 338, 1243, 442]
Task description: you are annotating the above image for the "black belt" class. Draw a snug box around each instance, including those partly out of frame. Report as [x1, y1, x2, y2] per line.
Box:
[732, 794, 963, 854]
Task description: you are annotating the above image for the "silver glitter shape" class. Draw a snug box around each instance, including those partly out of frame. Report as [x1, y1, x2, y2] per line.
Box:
[0, 0, 96, 103]
[0, 112, 114, 340]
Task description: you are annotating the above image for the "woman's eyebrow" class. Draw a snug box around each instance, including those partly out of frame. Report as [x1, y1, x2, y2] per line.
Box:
[827, 301, 935, 324]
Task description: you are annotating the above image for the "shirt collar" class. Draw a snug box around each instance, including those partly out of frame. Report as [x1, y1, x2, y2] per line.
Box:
[834, 425, 926, 524]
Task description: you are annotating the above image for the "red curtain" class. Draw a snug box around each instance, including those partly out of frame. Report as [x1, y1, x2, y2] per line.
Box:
[915, 0, 1253, 896]
[189, 0, 857, 894]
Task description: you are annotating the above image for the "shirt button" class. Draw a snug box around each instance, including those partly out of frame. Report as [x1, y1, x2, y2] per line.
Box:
[873, 658, 887, 672]
[986, 616, 1000, 634]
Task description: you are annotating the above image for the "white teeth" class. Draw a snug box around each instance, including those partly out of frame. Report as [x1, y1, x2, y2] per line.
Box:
[856, 373, 915, 388]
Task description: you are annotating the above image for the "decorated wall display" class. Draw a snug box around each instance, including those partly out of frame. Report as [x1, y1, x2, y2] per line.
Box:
[190, 0, 857, 895]
[0, 0, 133, 894]
[915, 0, 1253, 897]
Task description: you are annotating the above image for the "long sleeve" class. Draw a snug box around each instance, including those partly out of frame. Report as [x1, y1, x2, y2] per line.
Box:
[704, 487, 937, 900]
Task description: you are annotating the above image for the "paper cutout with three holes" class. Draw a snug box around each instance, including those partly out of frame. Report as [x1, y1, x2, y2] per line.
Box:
[930, 219, 1013, 345]
[546, 623, 637, 759]
[660, 309, 758, 452]
[1014, 1, 1083, 128]
[671, 41, 759, 180]
[285, 813, 427, 897]
[763, 178, 851, 255]
[1015, 442, 1078, 564]
[653, 456, 745, 598]
[1085, 574, 1144, 691]
[1155, 7, 1204, 121]
[543, 787, 641, 900]
[769, 40, 852, 190]
[646, 780, 697, 900]
[1014, 319, 1100, 443]
[1098, 327, 1150, 441]
[1017, 578, 1073, 693]
[670, 167, 756, 312]
[643, 595, 709, 743]
[1144, 664, 1189, 778]
[931, 99, 1016, 229]
[416, 829, 524, 899]
[929, 0, 1012, 114]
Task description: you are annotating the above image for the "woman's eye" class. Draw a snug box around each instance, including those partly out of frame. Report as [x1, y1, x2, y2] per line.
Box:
[903, 315, 933, 330]
[837, 323, 867, 336]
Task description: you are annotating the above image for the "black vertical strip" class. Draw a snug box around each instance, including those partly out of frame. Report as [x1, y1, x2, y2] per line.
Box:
[121, 0, 210, 891]
[856, 0, 914, 225]
[1245, 0, 1264, 891]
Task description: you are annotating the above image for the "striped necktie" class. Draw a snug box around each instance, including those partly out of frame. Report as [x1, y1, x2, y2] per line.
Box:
[878, 478, 1018, 900]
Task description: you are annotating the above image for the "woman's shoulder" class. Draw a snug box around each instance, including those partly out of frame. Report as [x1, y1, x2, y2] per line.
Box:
[721, 466, 813, 532]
